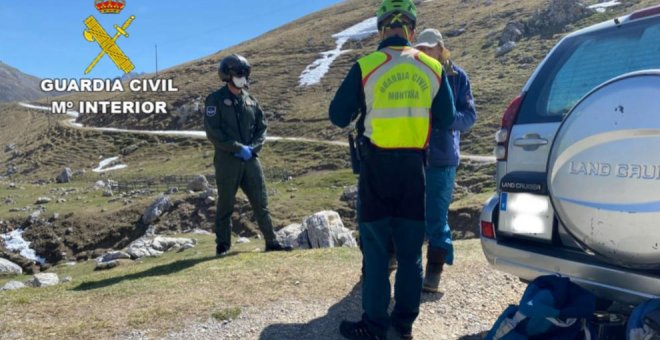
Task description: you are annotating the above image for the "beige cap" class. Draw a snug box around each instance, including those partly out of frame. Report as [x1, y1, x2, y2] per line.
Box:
[415, 28, 444, 48]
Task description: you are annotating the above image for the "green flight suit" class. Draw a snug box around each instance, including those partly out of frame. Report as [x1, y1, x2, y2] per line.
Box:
[204, 85, 276, 250]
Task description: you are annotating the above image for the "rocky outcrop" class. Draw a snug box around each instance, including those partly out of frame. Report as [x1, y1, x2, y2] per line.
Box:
[276, 224, 306, 249]
[95, 260, 120, 271]
[56, 168, 73, 184]
[28, 273, 59, 287]
[340, 186, 358, 209]
[126, 236, 196, 259]
[497, 0, 594, 56]
[0, 258, 22, 275]
[142, 195, 173, 225]
[525, 0, 593, 36]
[1, 280, 25, 291]
[275, 211, 357, 249]
[187, 175, 210, 192]
[304, 211, 357, 248]
[35, 197, 52, 204]
[97, 250, 131, 263]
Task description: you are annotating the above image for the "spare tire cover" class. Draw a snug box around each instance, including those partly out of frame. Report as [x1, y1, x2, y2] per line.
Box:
[548, 71, 660, 269]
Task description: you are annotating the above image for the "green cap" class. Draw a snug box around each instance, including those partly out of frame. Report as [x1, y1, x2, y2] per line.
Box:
[377, 0, 417, 29]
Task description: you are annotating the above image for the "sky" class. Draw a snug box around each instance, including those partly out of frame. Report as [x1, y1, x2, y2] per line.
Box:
[0, 0, 344, 79]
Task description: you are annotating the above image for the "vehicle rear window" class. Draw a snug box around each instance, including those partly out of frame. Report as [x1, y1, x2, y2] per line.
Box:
[517, 17, 660, 124]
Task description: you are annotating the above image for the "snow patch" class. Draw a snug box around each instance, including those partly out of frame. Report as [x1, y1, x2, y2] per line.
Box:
[93, 156, 128, 173]
[1, 229, 46, 264]
[588, 1, 621, 13]
[299, 17, 379, 87]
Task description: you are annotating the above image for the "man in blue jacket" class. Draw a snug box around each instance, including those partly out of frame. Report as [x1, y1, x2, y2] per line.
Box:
[329, 2, 456, 338]
[415, 28, 477, 293]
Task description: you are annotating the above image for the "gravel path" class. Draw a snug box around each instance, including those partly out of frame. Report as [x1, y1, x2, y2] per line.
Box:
[122, 240, 526, 340]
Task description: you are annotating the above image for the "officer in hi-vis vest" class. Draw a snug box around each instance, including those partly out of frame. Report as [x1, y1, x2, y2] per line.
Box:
[329, 0, 455, 338]
[204, 54, 292, 256]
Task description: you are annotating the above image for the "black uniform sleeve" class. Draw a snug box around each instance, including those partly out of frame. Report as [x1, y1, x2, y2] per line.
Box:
[249, 100, 267, 154]
[204, 95, 243, 153]
[431, 72, 456, 129]
[329, 63, 364, 128]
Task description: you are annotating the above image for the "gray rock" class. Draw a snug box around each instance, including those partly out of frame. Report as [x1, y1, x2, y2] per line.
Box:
[56, 168, 73, 183]
[525, 0, 594, 36]
[6, 164, 18, 176]
[1, 280, 25, 291]
[103, 190, 113, 197]
[126, 236, 196, 259]
[126, 238, 164, 259]
[4, 144, 16, 153]
[94, 180, 107, 190]
[151, 236, 196, 252]
[35, 197, 52, 204]
[25, 210, 42, 226]
[340, 186, 358, 203]
[95, 260, 119, 271]
[97, 250, 131, 263]
[275, 223, 307, 249]
[199, 188, 218, 200]
[8, 182, 16, 189]
[187, 175, 210, 192]
[142, 195, 172, 225]
[304, 211, 357, 249]
[236, 237, 251, 244]
[30, 273, 59, 287]
[496, 41, 516, 57]
[445, 28, 466, 37]
[499, 21, 524, 46]
[62, 276, 73, 283]
[0, 258, 23, 276]
[165, 187, 179, 195]
[205, 196, 216, 205]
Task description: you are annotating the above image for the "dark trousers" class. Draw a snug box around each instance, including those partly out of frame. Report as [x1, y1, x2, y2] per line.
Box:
[358, 146, 426, 336]
[214, 152, 276, 250]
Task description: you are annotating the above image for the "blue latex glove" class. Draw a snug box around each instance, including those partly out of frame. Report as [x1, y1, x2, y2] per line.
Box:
[234, 145, 253, 161]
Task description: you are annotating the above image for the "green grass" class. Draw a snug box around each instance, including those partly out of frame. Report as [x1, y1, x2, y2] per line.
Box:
[211, 307, 242, 321]
[0, 234, 363, 339]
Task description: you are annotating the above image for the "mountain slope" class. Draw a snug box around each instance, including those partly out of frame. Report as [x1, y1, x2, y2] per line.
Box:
[0, 61, 46, 102]
[57, 0, 651, 155]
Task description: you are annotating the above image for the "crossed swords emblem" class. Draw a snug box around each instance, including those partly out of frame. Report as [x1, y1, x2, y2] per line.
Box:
[83, 15, 135, 74]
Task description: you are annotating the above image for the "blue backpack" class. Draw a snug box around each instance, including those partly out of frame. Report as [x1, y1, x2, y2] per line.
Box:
[486, 275, 596, 340]
[627, 299, 660, 340]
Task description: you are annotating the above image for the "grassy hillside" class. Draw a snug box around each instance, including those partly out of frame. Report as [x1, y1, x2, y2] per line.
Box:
[39, 0, 653, 156]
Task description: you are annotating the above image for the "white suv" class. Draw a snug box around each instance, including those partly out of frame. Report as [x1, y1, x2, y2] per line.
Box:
[480, 5, 660, 305]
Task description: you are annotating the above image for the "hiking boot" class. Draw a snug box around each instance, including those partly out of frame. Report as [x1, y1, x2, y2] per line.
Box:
[265, 242, 293, 252]
[422, 247, 446, 293]
[387, 326, 414, 340]
[216, 245, 229, 257]
[339, 320, 384, 340]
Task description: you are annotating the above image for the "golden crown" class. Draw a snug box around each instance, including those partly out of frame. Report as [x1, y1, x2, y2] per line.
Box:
[95, 0, 126, 14]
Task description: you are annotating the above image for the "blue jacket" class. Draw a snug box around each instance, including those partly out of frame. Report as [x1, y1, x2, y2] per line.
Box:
[428, 63, 477, 167]
[329, 36, 456, 139]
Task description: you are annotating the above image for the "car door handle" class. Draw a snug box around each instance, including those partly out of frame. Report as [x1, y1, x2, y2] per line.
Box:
[513, 137, 548, 147]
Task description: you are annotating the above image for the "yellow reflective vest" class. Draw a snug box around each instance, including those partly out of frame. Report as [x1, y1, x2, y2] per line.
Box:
[357, 46, 443, 150]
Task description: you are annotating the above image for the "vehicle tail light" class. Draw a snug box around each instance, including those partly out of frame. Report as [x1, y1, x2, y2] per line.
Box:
[494, 94, 525, 161]
[630, 5, 660, 20]
[481, 221, 496, 239]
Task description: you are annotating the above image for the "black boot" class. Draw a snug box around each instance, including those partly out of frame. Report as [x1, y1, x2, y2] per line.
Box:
[422, 247, 446, 293]
[339, 320, 385, 340]
[265, 242, 293, 252]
